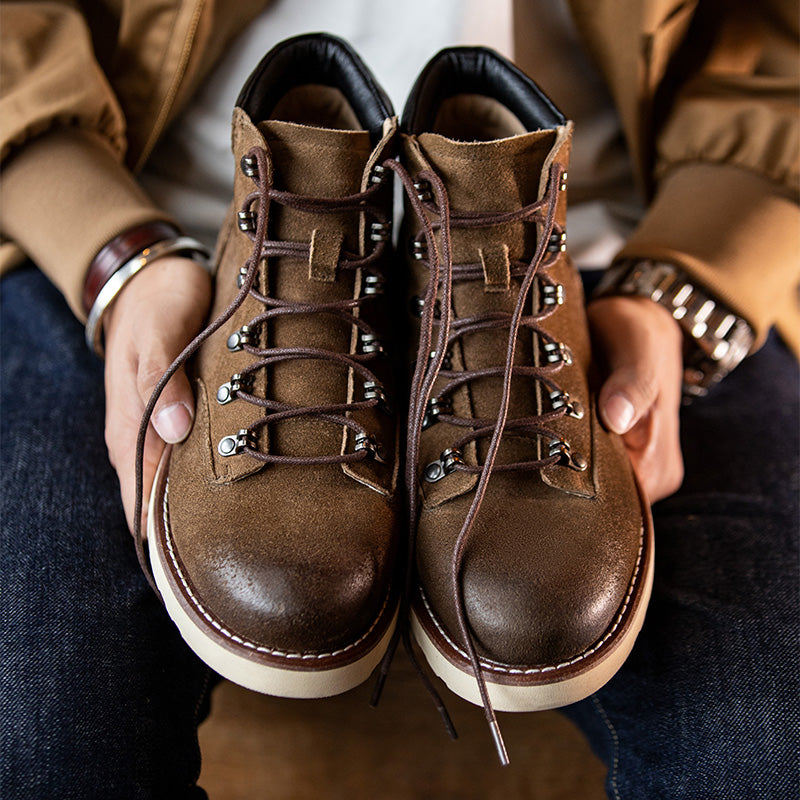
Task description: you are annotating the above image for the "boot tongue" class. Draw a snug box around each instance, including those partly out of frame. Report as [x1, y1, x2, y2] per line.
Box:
[258, 119, 372, 299]
[256, 120, 373, 456]
[259, 119, 372, 198]
[416, 129, 557, 264]
[415, 129, 559, 466]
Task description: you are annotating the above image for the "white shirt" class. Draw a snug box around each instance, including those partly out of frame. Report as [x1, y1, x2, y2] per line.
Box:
[140, 0, 639, 269]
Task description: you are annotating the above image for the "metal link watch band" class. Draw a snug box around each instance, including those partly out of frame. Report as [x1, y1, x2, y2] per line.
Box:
[594, 259, 755, 398]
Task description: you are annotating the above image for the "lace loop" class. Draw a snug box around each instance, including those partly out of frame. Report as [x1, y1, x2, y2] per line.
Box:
[393, 159, 569, 764]
[133, 145, 391, 587]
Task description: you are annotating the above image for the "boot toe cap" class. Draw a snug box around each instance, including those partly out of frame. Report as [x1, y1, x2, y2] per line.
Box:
[166, 478, 397, 657]
[418, 482, 645, 668]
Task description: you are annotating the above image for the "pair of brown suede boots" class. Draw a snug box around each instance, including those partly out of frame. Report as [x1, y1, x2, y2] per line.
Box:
[140, 34, 653, 761]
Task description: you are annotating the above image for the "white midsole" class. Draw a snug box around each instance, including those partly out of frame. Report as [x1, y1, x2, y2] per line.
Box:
[147, 459, 396, 699]
[410, 545, 654, 713]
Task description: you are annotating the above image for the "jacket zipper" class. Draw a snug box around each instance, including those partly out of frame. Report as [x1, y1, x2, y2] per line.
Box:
[133, 0, 206, 173]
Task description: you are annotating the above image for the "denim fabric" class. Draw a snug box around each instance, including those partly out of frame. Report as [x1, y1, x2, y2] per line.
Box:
[2, 265, 797, 798]
[1, 266, 213, 800]
[564, 316, 800, 799]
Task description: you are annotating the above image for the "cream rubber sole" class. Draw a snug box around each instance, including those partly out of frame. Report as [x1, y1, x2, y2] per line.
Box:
[410, 534, 654, 713]
[147, 451, 397, 699]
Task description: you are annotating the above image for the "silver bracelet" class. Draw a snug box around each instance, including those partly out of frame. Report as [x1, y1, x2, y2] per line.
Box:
[85, 236, 212, 357]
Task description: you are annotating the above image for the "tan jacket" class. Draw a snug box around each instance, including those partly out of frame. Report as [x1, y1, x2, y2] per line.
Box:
[1, 0, 798, 353]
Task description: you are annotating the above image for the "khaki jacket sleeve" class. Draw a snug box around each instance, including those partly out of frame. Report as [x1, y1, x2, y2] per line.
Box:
[613, 0, 800, 351]
[0, 2, 175, 321]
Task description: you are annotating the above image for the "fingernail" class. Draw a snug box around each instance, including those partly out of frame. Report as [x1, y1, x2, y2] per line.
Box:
[154, 403, 193, 443]
[605, 392, 635, 434]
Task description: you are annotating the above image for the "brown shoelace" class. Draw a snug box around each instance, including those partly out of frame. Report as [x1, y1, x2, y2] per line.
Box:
[132, 145, 392, 587]
[376, 160, 572, 765]
[132, 149, 573, 765]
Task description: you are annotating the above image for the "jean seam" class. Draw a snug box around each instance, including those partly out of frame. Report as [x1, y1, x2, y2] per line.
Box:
[592, 694, 622, 800]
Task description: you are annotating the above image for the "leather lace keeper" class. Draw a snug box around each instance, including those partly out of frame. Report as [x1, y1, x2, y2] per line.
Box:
[82, 221, 181, 315]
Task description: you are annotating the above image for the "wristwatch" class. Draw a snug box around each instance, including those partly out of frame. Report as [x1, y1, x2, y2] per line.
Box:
[594, 259, 755, 399]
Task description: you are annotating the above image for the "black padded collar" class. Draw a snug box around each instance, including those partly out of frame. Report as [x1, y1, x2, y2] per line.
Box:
[236, 33, 394, 145]
[402, 46, 566, 135]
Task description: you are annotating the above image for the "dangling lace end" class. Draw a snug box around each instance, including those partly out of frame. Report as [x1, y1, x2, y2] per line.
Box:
[436, 694, 459, 741]
[401, 628, 458, 740]
[369, 627, 401, 708]
[368, 662, 389, 708]
[489, 718, 510, 766]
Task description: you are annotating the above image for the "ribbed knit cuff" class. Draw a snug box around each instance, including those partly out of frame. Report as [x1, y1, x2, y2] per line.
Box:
[615, 162, 800, 350]
[0, 127, 178, 322]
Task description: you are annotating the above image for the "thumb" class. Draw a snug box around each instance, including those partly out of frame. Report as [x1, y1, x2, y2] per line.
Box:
[588, 297, 663, 436]
[598, 363, 657, 437]
[137, 359, 195, 444]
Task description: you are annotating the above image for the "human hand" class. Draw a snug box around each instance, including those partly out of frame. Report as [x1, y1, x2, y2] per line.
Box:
[103, 256, 213, 532]
[587, 295, 684, 503]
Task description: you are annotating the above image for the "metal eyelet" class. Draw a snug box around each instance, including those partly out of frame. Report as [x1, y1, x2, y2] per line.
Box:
[410, 296, 425, 317]
[410, 295, 441, 319]
[547, 231, 567, 252]
[422, 396, 452, 429]
[370, 222, 392, 242]
[413, 180, 433, 202]
[240, 155, 258, 179]
[360, 333, 384, 355]
[429, 349, 452, 371]
[236, 266, 249, 288]
[363, 380, 390, 412]
[548, 437, 587, 471]
[423, 447, 464, 483]
[227, 325, 257, 352]
[544, 341, 573, 366]
[362, 274, 384, 296]
[559, 171, 568, 192]
[354, 433, 385, 463]
[216, 373, 253, 405]
[541, 282, 565, 307]
[410, 240, 427, 261]
[218, 428, 256, 457]
[549, 390, 585, 420]
[369, 164, 387, 185]
[238, 210, 257, 232]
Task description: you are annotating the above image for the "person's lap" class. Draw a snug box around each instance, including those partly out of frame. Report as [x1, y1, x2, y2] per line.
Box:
[3, 265, 797, 798]
[1, 265, 213, 800]
[565, 325, 800, 799]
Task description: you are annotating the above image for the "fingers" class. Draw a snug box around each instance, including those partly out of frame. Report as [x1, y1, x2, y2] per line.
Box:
[598, 362, 658, 436]
[588, 295, 684, 503]
[103, 256, 212, 533]
[625, 399, 684, 503]
[104, 349, 169, 533]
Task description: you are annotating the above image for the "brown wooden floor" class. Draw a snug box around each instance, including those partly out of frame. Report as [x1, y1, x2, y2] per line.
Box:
[198, 650, 607, 799]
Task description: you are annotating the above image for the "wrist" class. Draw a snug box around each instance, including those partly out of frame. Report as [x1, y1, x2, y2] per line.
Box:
[593, 259, 755, 399]
[82, 221, 182, 316]
[84, 224, 212, 358]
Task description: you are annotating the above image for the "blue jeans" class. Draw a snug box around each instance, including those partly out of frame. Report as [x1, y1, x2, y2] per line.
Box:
[564, 283, 800, 798]
[1, 267, 213, 799]
[2, 265, 798, 798]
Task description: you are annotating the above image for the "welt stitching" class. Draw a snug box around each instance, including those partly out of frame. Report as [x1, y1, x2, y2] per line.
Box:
[161, 477, 389, 660]
[420, 523, 645, 676]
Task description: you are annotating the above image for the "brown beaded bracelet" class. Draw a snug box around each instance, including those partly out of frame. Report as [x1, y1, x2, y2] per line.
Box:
[82, 221, 181, 316]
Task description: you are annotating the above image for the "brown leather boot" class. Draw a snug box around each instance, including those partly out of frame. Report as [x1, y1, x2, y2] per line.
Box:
[145, 35, 400, 698]
[399, 48, 654, 744]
